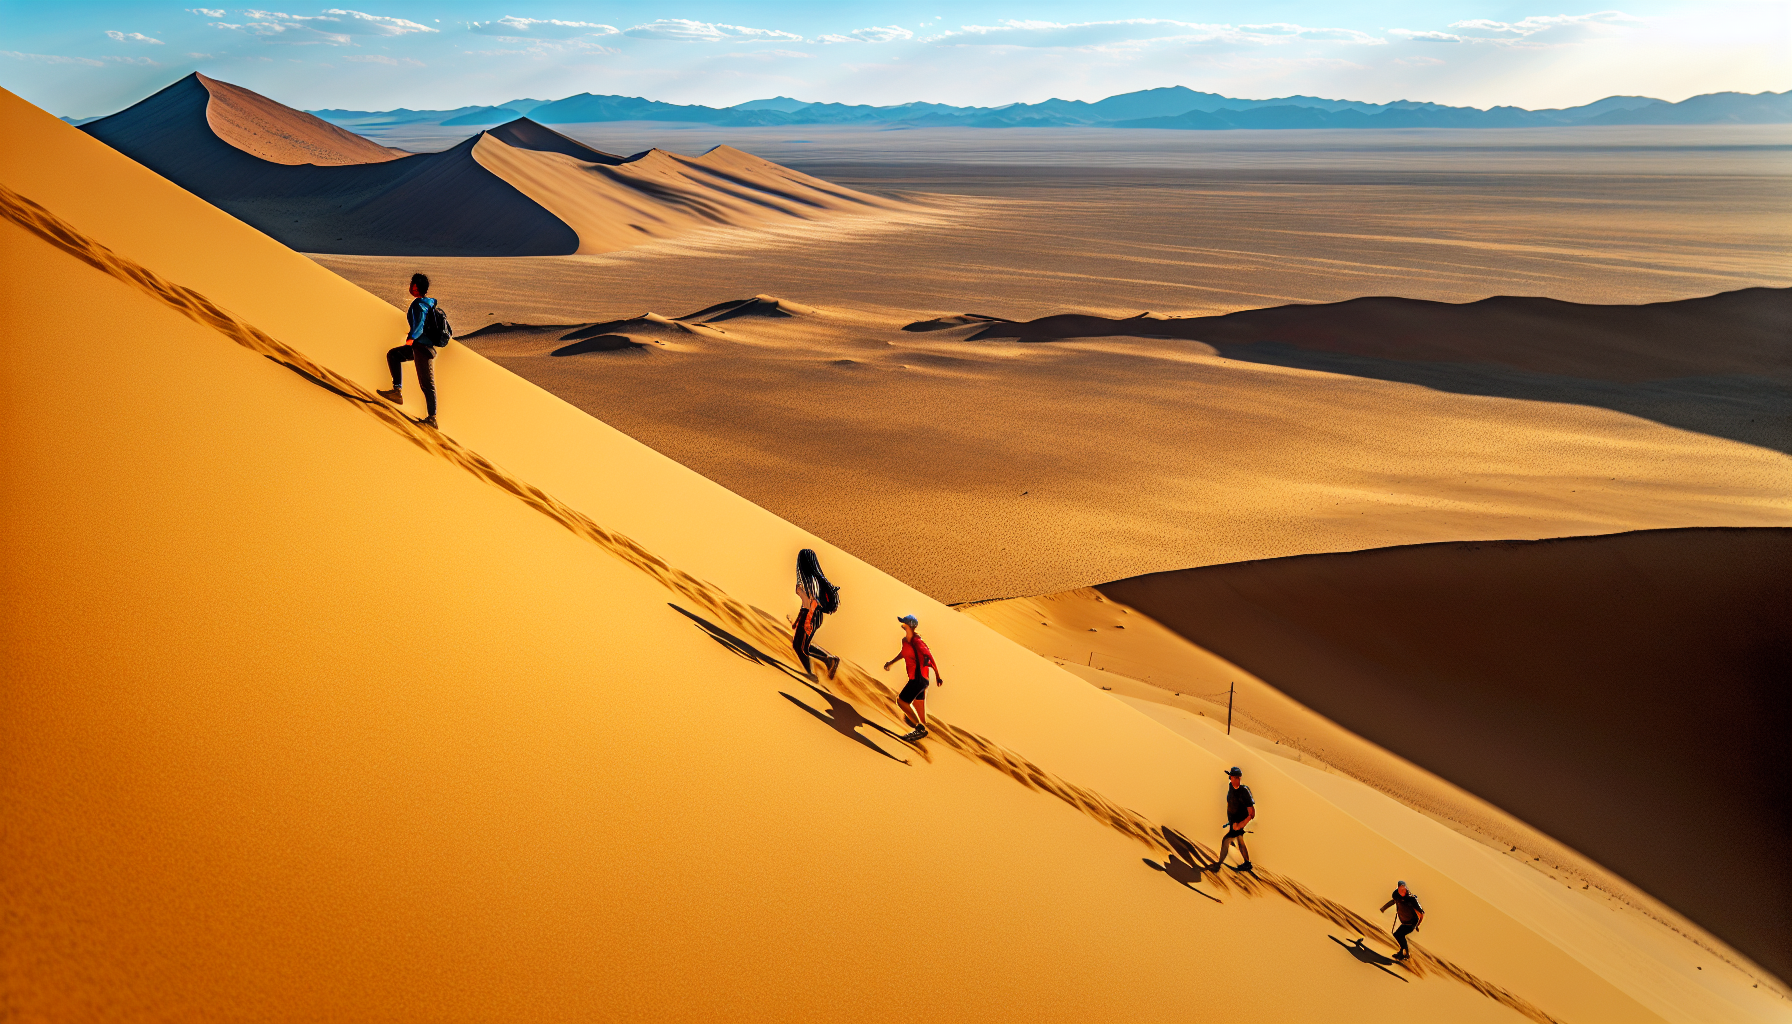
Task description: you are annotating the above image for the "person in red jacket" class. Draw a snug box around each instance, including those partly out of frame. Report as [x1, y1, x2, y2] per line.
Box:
[883, 614, 943, 742]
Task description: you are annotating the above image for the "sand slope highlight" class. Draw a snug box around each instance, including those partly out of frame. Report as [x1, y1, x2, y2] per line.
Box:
[0, 86, 1681, 1023]
[81, 74, 908, 257]
[1090, 529, 1792, 983]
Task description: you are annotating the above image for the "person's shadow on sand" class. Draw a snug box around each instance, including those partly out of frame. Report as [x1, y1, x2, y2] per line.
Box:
[1142, 855, 1225, 902]
[782, 681, 909, 765]
[1328, 935, 1409, 981]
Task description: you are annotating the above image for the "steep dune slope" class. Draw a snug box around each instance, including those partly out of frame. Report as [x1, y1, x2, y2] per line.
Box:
[81, 74, 909, 257]
[0, 87, 1677, 1023]
[1094, 529, 1792, 983]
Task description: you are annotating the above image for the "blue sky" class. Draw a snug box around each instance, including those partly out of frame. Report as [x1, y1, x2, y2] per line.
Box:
[3, 2, 1786, 117]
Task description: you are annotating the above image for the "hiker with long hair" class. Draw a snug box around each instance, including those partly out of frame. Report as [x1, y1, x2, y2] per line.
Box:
[883, 614, 943, 742]
[793, 548, 840, 678]
[377, 272, 450, 428]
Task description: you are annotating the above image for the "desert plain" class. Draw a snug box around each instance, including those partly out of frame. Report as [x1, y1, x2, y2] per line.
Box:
[3, 71, 1789, 1024]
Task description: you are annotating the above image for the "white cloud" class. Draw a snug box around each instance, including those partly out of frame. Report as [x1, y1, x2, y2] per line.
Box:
[186, 52, 215, 58]
[101, 55, 160, 65]
[320, 9, 438, 35]
[342, 53, 424, 66]
[106, 30, 165, 44]
[186, 8, 225, 16]
[820, 25, 914, 43]
[468, 16, 619, 39]
[1389, 11, 1637, 48]
[623, 19, 803, 42]
[1, 50, 104, 66]
[931, 18, 1383, 49]
[1391, 29, 1463, 43]
[720, 48, 813, 60]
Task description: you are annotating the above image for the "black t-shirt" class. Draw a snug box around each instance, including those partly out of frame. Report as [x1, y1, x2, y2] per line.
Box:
[1226, 783, 1255, 823]
[1389, 890, 1424, 923]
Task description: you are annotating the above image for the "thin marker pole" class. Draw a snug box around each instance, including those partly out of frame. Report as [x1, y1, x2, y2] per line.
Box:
[1227, 682, 1234, 736]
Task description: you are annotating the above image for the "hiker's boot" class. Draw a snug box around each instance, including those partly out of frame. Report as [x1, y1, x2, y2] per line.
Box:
[1238, 861, 1253, 872]
[419, 415, 439, 429]
[824, 654, 840, 678]
[377, 387, 403, 404]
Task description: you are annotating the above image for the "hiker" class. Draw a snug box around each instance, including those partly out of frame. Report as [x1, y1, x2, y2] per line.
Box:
[793, 548, 840, 678]
[882, 614, 942, 742]
[377, 272, 448, 428]
[1380, 881, 1425, 961]
[1214, 766, 1255, 871]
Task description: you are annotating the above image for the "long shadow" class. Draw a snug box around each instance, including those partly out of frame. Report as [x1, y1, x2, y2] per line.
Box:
[1211, 342, 1792, 454]
[781, 682, 909, 765]
[669, 603, 810, 684]
[1142, 856, 1223, 903]
[1329, 934, 1410, 982]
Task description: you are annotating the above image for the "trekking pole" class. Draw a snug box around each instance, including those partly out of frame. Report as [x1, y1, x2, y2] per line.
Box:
[1227, 682, 1234, 736]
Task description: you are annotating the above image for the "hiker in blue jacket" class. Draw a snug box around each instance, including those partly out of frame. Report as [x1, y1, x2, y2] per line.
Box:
[378, 272, 443, 428]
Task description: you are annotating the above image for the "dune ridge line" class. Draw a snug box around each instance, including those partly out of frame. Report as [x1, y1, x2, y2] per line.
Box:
[0, 180, 1565, 1024]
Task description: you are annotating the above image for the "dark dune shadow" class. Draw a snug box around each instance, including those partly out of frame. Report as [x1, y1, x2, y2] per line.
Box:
[1329, 935, 1410, 981]
[955, 288, 1792, 453]
[552, 335, 648, 355]
[781, 682, 910, 764]
[1211, 342, 1791, 454]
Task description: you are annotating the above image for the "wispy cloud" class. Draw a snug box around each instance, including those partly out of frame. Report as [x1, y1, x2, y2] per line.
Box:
[818, 25, 914, 43]
[931, 18, 1383, 49]
[1393, 11, 1637, 48]
[2, 50, 104, 66]
[468, 16, 618, 39]
[185, 8, 225, 16]
[623, 19, 803, 42]
[341, 53, 424, 66]
[319, 9, 438, 36]
[105, 30, 165, 44]
[101, 55, 160, 65]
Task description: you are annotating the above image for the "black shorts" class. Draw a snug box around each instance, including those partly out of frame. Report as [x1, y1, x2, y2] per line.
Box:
[1224, 825, 1248, 840]
[899, 677, 930, 703]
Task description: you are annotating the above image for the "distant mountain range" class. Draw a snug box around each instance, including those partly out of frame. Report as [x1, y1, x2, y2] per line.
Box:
[269, 85, 1792, 132]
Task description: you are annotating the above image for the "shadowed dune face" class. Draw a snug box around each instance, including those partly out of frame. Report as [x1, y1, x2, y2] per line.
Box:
[1095, 528, 1792, 983]
[80, 75, 913, 257]
[946, 290, 1792, 453]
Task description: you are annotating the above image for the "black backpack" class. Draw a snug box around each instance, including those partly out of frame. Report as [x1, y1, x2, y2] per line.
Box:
[422, 302, 453, 347]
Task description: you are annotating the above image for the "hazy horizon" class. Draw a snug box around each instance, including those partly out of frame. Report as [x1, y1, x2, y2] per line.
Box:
[4, 2, 1787, 118]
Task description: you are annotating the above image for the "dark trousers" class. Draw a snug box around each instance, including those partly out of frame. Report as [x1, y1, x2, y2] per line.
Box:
[793, 607, 827, 673]
[1394, 922, 1415, 954]
[387, 343, 436, 416]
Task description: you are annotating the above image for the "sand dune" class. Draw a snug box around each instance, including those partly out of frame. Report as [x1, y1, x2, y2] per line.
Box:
[3, 83, 1718, 1023]
[944, 289, 1792, 383]
[453, 285, 1792, 602]
[1087, 528, 1791, 983]
[81, 74, 906, 257]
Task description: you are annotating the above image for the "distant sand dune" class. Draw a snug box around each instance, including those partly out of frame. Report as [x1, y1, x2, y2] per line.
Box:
[81, 74, 908, 257]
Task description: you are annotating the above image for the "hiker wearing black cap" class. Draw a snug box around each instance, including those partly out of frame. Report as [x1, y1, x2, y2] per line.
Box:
[883, 614, 942, 742]
[1214, 767, 1255, 872]
[792, 549, 841, 678]
[377, 272, 450, 428]
[1380, 881, 1425, 961]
